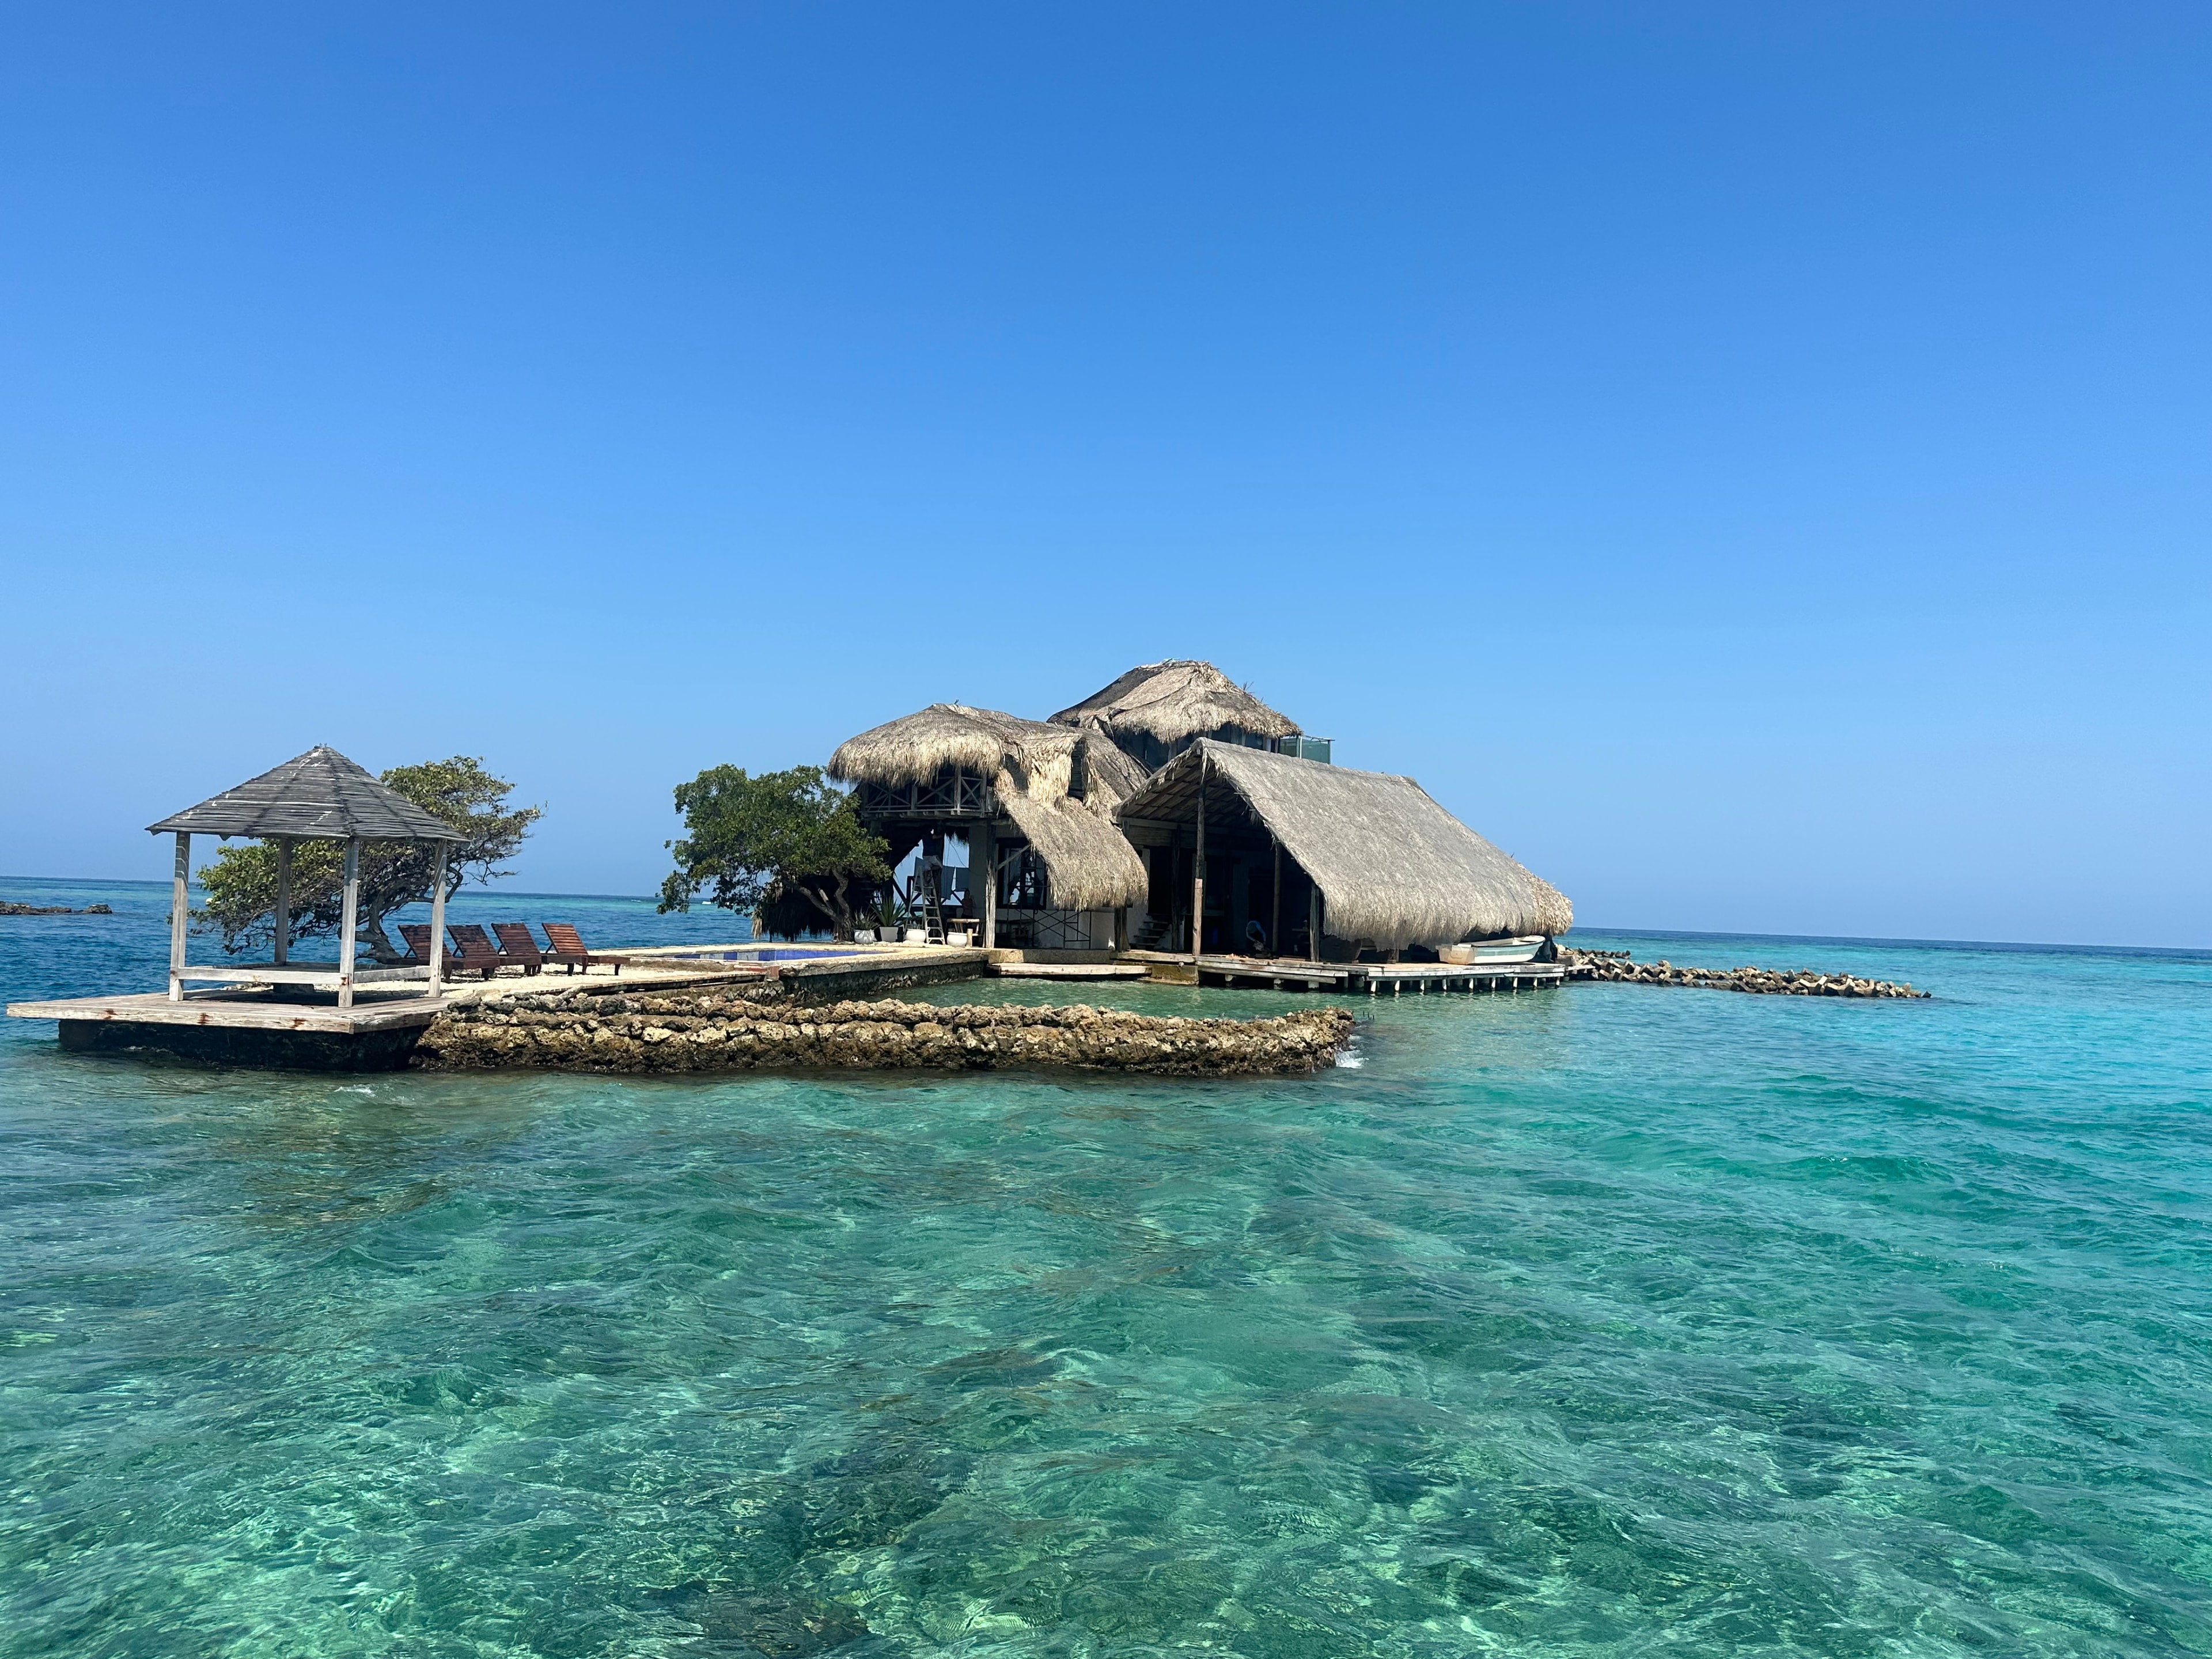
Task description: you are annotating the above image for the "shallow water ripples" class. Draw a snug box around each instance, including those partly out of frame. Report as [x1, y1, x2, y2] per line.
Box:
[3, 923, 2212, 1655]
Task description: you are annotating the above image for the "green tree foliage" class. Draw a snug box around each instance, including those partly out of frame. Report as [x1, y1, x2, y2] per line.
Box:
[195, 757, 543, 960]
[658, 764, 889, 940]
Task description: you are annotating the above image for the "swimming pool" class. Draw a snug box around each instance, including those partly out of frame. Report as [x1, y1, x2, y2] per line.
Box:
[665, 948, 869, 963]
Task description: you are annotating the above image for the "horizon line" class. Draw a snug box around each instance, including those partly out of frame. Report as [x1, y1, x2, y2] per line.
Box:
[5, 874, 2207, 960]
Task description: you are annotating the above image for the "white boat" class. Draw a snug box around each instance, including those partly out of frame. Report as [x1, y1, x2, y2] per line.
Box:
[1440, 935, 1546, 965]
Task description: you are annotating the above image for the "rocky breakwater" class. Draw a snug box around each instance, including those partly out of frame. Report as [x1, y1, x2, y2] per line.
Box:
[415, 988, 1358, 1077]
[1561, 949, 1927, 999]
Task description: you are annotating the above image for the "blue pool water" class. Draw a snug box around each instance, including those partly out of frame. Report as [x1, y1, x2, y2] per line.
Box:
[3, 877, 2211, 1656]
[669, 948, 869, 963]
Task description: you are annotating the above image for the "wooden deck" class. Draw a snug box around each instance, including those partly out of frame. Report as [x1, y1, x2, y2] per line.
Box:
[6, 987, 454, 1035]
[1123, 950, 1353, 990]
[991, 961, 1152, 980]
[1355, 961, 1565, 995]
[4, 945, 996, 1066]
[9, 937, 1565, 1073]
[1122, 949, 1563, 995]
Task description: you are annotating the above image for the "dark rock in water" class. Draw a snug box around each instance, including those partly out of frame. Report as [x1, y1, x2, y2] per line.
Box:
[797, 1437, 975, 1551]
[0, 900, 114, 916]
[643, 1582, 869, 1656]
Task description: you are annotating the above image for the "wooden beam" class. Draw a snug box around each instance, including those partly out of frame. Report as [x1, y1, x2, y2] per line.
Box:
[272, 838, 291, 965]
[1191, 751, 1206, 963]
[427, 842, 448, 996]
[1271, 835, 1281, 961]
[975, 817, 997, 949]
[168, 832, 191, 1002]
[336, 838, 361, 1010]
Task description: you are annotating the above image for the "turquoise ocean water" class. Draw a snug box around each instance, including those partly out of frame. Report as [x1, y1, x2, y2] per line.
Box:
[3, 877, 2211, 1657]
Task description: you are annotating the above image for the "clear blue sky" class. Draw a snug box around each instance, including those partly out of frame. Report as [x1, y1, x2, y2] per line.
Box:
[3, 4, 2206, 946]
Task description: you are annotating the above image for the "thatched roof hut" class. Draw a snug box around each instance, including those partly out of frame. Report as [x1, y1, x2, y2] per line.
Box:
[1051, 661, 1300, 773]
[828, 703, 1145, 912]
[1117, 740, 1572, 951]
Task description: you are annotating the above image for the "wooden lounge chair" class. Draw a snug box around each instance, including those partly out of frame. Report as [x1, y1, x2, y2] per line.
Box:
[491, 923, 548, 974]
[541, 922, 627, 976]
[396, 925, 450, 973]
[397, 922, 496, 979]
[448, 922, 535, 977]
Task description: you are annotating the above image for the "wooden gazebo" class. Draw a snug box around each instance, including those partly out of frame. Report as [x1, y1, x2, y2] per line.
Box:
[147, 747, 462, 1007]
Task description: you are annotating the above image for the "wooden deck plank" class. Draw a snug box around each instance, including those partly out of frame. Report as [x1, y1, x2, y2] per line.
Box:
[5, 990, 451, 1034]
[992, 962, 1152, 979]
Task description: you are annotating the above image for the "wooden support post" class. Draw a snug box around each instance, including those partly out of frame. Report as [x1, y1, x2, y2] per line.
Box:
[1309, 887, 1323, 963]
[168, 832, 191, 1002]
[976, 819, 998, 949]
[336, 838, 361, 1010]
[427, 842, 448, 996]
[272, 839, 291, 965]
[1191, 752, 1206, 963]
[1271, 836, 1281, 960]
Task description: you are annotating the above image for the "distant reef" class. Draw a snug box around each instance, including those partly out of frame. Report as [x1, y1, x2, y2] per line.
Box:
[1563, 948, 1927, 999]
[0, 901, 113, 916]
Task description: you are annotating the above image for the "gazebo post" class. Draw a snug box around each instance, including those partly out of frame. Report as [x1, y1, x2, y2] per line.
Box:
[336, 837, 361, 1010]
[168, 831, 191, 1002]
[1309, 889, 1323, 964]
[272, 838, 291, 965]
[427, 842, 448, 996]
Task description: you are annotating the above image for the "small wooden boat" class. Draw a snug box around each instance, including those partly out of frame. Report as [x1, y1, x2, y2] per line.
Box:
[1441, 935, 1546, 965]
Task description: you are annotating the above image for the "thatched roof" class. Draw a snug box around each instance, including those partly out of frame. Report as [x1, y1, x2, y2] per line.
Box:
[828, 703, 1144, 911]
[997, 786, 1147, 911]
[147, 746, 461, 842]
[1527, 873, 1575, 939]
[829, 703, 1075, 790]
[1051, 661, 1300, 749]
[1080, 736, 1152, 810]
[1119, 740, 1572, 949]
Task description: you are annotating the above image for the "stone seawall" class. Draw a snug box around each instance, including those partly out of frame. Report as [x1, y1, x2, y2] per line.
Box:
[1562, 950, 1927, 999]
[414, 988, 1357, 1076]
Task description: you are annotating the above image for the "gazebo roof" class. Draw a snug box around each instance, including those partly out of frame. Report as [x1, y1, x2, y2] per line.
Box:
[147, 746, 461, 842]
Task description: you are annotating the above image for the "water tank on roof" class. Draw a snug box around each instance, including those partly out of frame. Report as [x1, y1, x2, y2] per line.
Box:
[1278, 736, 1333, 764]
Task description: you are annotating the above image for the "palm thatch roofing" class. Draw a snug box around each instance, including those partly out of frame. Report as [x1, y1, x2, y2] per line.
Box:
[1051, 660, 1300, 749]
[1079, 736, 1152, 810]
[830, 703, 1077, 790]
[146, 746, 461, 842]
[1525, 873, 1575, 940]
[1118, 740, 1572, 950]
[828, 703, 1145, 911]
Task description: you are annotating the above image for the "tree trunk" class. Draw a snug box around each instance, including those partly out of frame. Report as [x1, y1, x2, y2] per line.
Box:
[796, 880, 851, 941]
[361, 911, 405, 962]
